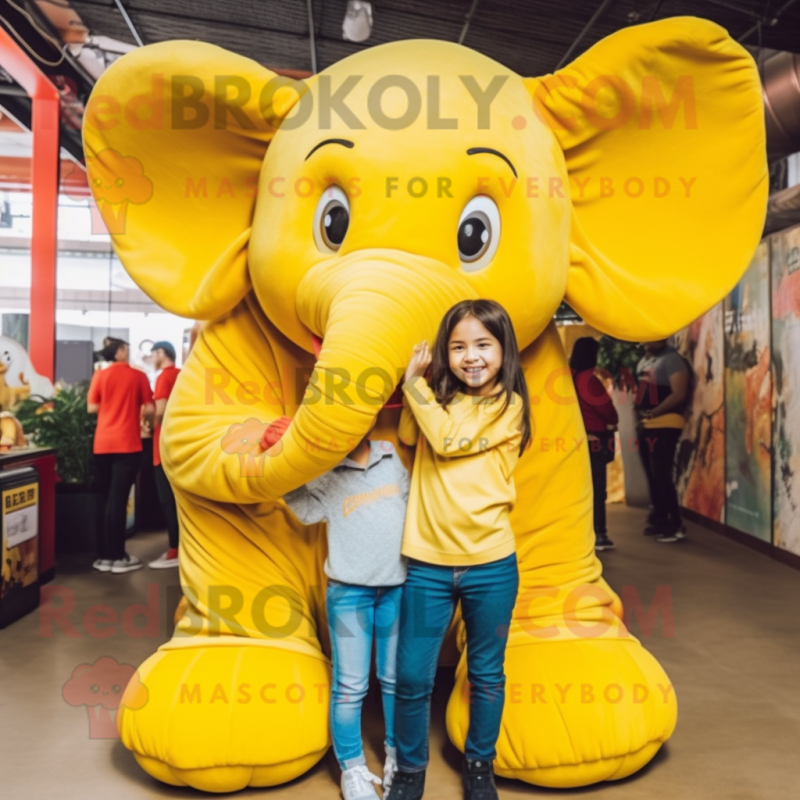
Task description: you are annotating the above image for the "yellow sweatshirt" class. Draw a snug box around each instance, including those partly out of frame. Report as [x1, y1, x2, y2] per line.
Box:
[399, 376, 524, 566]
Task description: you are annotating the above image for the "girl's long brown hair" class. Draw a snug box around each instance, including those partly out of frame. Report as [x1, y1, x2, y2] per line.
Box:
[429, 299, 531, 456]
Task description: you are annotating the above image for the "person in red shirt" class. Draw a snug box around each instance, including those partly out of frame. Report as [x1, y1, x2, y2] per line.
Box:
[570, 337, 619, 551]
[88, 337, 154, 573]
[148, 341, 181, 569]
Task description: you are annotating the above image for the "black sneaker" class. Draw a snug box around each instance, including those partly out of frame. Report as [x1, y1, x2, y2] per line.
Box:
[644, 519, 674, 536]
[595, 535, 615, 551]
[463, 758, 498, 800]
[385, 769, 425, 800]
[656, 523, 687, 543]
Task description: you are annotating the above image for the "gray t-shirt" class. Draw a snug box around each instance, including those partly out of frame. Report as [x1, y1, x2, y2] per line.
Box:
[636, 345, 687, 387]
[283, 440, 409, 586]
[635, 345, 690, 413]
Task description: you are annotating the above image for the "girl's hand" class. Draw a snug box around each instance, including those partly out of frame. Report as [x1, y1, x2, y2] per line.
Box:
[405, 341, 432, 383]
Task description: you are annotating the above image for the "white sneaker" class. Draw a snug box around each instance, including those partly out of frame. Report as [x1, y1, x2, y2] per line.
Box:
[341, 765, 381, 800]
[383, 753, 398, 793]
[148, 550, 179, 569]
[110, 555, 144, 574]
[92, 559, 112, 572]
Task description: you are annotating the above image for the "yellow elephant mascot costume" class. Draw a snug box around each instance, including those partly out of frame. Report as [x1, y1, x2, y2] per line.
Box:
[84, 17, 766, 792]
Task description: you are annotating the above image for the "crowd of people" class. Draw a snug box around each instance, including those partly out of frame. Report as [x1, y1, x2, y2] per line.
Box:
[88, 337, 181, 574]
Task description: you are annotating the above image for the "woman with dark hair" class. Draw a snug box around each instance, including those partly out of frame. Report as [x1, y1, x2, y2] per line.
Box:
[88, 337, 154, 573]
[570, 337, 618, 551]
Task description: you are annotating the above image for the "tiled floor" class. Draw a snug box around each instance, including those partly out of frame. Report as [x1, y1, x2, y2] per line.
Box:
[1, 504, 798, 799]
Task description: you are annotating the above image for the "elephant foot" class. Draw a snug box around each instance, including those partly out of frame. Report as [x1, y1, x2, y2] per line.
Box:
[446, 639, 677, 788]
[118, 644, 331, 792]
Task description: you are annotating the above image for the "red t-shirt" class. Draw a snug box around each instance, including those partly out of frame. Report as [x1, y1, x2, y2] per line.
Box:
[153, 366, 180, 467]
[574, 369, 619, 432]
[88, 362, 154, 454]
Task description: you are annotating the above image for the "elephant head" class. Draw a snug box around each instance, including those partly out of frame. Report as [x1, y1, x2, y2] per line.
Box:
[84, 17, 766, 501]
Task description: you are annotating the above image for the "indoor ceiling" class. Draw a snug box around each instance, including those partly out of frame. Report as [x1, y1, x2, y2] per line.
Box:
[3, 0, 800, 164]
[64, 0, 800, 77]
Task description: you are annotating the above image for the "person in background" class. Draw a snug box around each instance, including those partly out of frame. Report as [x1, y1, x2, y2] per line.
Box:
[148, 341, 181, 569]
[570, 337, 619, 551]
[635, 339, 691, 543]
[88, 337, 154, 573]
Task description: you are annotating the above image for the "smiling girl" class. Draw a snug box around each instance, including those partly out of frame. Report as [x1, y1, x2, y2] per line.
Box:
[387, 299, 531, 800]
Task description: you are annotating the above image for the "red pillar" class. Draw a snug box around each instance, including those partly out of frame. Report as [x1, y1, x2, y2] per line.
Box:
[0, 28, 60, 380]
[29, 97, 59, 380]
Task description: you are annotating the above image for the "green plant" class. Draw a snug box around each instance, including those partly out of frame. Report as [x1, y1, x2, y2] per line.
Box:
[597, 337, 644, 388]
[14, 383, 97, 485]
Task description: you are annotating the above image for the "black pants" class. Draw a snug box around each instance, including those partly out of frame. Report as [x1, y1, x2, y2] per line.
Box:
[95, 452, 141, 560]
[589, 448, 608, 537]
[637, 427, 682, 522]
[153, 463, 179, 550]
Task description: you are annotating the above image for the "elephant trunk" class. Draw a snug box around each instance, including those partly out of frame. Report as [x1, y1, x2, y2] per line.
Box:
[262, 251, 475, 496]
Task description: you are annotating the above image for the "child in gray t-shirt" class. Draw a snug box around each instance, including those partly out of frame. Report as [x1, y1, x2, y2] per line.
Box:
[282, 421, 408, 800]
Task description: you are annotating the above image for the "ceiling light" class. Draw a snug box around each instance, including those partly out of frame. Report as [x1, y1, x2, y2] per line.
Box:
[343, 1, 373, 42]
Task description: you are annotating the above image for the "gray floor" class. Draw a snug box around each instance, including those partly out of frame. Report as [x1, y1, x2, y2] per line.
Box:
[1, 505, 798, 799]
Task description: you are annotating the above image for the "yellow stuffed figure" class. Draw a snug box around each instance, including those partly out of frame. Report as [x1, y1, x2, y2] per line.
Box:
[84, 18, 766, 792]
[0, 411, 25, 450]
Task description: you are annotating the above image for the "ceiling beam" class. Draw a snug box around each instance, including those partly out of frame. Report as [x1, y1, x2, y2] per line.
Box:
[306, 0, 318, 74]
[738, 0, 800, 42]
[458, 0, 482, 45]
[556, 0, 614, 70]
[112, 0, 145, 48]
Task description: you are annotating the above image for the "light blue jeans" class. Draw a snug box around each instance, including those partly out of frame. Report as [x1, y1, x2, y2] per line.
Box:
[326, 580, 403, 769]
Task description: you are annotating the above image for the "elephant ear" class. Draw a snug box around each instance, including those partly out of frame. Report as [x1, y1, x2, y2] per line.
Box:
[83, 42, 305, 319]
[525, 17, 767, 340]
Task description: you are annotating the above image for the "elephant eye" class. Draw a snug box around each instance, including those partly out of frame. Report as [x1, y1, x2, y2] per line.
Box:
[457, 195, 500, 272]
[90, 684, 100, 693]
[313, 185, 350, 253]
[112, 684, 121, 693]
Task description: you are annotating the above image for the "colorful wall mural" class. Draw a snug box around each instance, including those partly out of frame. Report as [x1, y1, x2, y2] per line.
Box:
[772, 225, 800, 557]
[723, 240, 772, 542]
[576, 227, 800, 560]
[674, 303, 725, 522]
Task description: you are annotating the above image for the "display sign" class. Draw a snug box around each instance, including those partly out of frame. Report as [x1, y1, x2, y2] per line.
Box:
[0, 468, 40, 627]
[2, 480, 38, 596]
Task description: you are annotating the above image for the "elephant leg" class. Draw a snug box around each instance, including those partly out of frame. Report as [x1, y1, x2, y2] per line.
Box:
[118, 501, 333, 792]
[446, 636, 678, 788]
[119, 645, 331, 792]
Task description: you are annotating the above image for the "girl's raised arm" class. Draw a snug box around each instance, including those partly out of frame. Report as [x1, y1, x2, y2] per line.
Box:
[398, 396, 420, 446]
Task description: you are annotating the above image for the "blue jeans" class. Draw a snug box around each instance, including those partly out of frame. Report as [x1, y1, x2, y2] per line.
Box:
[326, 581, 403, 769]
[394, 554, 519, 771]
